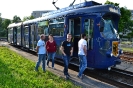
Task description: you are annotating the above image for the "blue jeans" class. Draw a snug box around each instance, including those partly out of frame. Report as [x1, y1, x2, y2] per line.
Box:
[63, 55, 70, 75]
[78, 55, 87, 77]
[35, 54, 46, 71]
[47, 52, 56, 67]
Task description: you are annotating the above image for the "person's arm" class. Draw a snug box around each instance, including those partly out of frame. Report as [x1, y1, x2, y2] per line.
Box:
[60, 42, 66, 56]
[36, 41, 41, 54]
[46, 41, 49, 52]
[70, 43, 73, 56]
[83, 41, 87, 56]
[54, 41, 57, 52]
[36, 46, 40, 54]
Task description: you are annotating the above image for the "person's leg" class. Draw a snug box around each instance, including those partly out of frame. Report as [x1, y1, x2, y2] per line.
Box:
[35, 54, 43, 71]
[78, 55, 87, 77]
[51, 52, 56, 68]
[47, 53, 51, 67]
[66, 56, 70, 76]
[78, 55, 83, 72]
[63, 55, 68, 75]
[42, 54, 46, 72]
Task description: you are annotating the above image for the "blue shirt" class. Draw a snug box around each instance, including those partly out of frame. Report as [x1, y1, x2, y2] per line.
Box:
[37, 39, 46, 54]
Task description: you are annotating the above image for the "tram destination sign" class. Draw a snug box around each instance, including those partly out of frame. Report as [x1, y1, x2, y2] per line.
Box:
[109, 7, 119, 14]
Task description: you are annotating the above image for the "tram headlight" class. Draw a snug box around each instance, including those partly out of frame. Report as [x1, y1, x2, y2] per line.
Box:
[110, 53, 113, 57]
[106, 51, 113, 57]
[119, 49, 123, 54]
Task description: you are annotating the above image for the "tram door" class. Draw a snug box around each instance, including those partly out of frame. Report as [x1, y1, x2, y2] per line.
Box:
[69, 17, 81, 58]
[13, 27, 17, 45]
[30, 24, 36, 51]
[83, 17, 95, 64]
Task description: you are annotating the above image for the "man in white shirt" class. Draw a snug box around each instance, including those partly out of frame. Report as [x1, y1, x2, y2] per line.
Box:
[35, 34, 46, 72]
[77, 33, 87, 79]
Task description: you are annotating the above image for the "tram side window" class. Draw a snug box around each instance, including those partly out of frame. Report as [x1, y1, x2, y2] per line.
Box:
[84, 19, 94, 50]
[84, 19, 94, 38]
[49, 18, 64, 36]
[17, 26, 21, 34]
[38, 20, 49, 36]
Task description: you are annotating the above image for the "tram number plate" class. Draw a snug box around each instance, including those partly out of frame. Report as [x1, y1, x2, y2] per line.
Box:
[112, 41, 118, 57]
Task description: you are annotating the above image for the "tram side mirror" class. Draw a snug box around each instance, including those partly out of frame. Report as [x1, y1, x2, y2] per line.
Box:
[100, 20, 104, 32]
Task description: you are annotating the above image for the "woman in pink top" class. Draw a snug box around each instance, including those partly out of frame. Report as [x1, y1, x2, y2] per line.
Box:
[46, 34, 56, 69]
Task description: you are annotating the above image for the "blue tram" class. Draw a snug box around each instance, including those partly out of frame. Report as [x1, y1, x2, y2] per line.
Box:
[7, 1, 123, 69]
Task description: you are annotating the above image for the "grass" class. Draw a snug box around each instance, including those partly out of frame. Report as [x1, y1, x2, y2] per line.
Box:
[121, 41, 133, 45]
[0, 47, 80, 88]
[122, 47, 133, 53]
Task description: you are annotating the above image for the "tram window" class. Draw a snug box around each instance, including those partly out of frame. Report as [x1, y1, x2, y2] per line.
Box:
[49, 23, 64, 36]
[38, 27, 44, 35]
[17, 26, 21, 34]
[24, 27, 29, 34]
[84, 19, 94, 38]
[100, 19, 104, 32]
[38, 20, 49, 36]
[50, 18, 64, 23]
[84, 19, 94, 50]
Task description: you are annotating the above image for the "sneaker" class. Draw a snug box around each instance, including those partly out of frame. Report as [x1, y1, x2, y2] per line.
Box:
[52, 67, 55, 70]
[77, 75, 83, 79]
[65, 75, 69, 80]
[47, 64, 50, 68]
[43, 70, 46, 73]
[67, 74, 71, 77]
[35, 69, 38, 72]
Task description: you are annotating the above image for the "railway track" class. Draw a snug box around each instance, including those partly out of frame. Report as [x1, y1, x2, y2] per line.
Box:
[8, 44, 133, 88]
[120, 52, 133, 63]
[57, 61, 133, 88]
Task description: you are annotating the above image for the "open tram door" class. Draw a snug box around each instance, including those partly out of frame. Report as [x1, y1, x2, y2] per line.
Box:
[13, 27, 17, 45]
[82, 16, 95, 67]
[68, 17, 81, 64]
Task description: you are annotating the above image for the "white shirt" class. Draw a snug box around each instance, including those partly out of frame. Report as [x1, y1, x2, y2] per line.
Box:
[37, 39, 46, 54]
[78, 39, 87, 55]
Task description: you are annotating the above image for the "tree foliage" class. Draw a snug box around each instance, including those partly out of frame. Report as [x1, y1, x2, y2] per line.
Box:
[105, 0, 119, 7]
[23, 15, 34, 21]
[0, 16, 11, 37]
[0, 17, 2, 28]
[2, 19, 11, 29]
[12, 15, 21, 23]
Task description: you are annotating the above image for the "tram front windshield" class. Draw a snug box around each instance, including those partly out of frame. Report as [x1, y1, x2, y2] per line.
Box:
[101, 19, 118, 39]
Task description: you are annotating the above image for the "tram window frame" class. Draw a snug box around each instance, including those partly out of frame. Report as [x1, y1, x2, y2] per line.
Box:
[84, 18, 94, 50]
[84, 19, 94, 39]
[24, 26, 29, 34]
[38, 20, 49, 36]
[49, 17, 64, 37]
[16, 26, 21, 34]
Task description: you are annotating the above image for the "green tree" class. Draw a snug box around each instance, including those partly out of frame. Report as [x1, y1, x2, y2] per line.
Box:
[105, 0, 119, 7]
[23, 15, 34, 21]
[2, 19, 11, 29]
[12, 15, 21, 23]
[23, 16, 29, 21]
[29, 15, 34, 19]
[0, 17, 2, 28]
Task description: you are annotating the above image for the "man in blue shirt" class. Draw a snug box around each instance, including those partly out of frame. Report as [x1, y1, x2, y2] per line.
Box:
[35, 34, 46, 72]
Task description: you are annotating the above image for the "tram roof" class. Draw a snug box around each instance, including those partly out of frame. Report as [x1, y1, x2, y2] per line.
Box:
[23, 17, 41, 25]
[41, 1, 120, 17]
[20, 1, 121, 24]
[39, 4, 120, 21]
[7, 22, 22, 28]
[42, 1, 102, 17]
